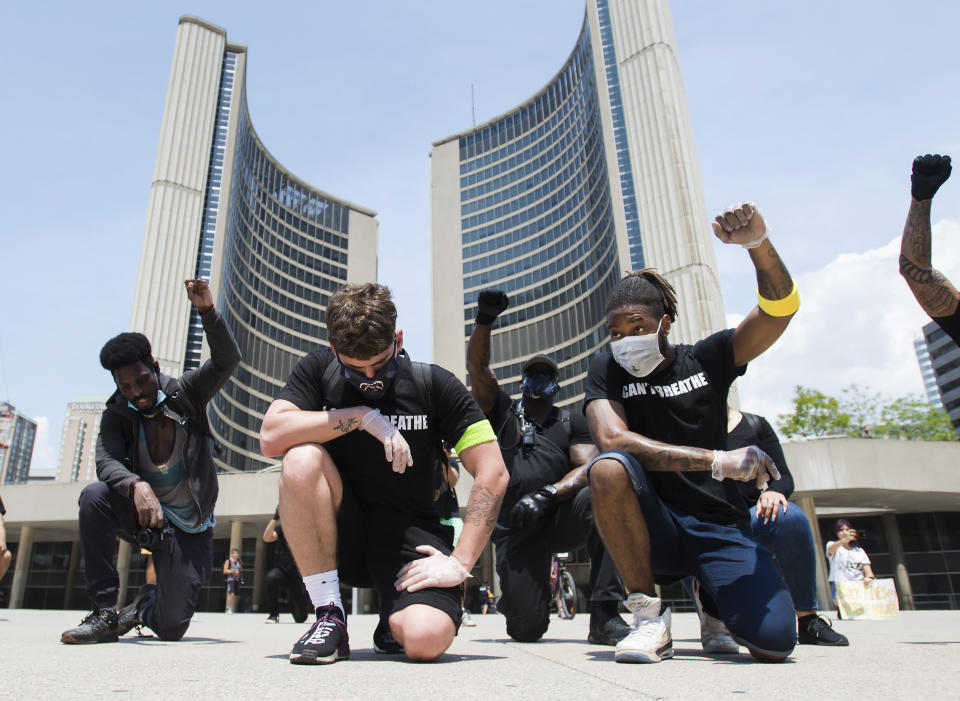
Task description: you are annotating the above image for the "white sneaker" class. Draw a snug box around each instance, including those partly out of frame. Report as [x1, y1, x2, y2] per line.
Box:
[461, 609, 477, 627]
[691, 580, 738, 654]
[615, 593, 673, 663]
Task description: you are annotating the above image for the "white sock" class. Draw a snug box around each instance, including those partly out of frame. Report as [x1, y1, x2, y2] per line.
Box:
[303, 570, 343, 614]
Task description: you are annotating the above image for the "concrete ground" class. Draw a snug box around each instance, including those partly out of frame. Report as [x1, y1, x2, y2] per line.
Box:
[2, 608, 958, 700]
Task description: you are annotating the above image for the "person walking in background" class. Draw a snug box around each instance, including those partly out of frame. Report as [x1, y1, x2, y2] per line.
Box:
[223, 548, 242, 614]
[0, 495, 10, 582]
[262, 508, 311, 624]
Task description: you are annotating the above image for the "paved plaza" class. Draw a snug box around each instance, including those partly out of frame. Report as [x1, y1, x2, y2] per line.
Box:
[3, 608, 959, 700]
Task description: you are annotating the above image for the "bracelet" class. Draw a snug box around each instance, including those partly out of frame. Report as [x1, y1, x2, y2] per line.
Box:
[711, 450, 724, 481]
[757, 281, 800, 317]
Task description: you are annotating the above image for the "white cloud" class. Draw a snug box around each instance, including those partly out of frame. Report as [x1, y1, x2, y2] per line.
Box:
[29, 416, 58, 477]
[733, 218, 960, 426]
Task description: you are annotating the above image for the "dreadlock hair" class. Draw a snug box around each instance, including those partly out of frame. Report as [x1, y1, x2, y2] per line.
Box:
[326, 282, 398, 358]
[604, 269, 678, 322]
[99, 332, 154, 372]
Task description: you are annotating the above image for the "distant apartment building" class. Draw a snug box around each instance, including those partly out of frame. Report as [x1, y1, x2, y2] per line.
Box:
[0, 402, 37, 485]
[923, 320, 960, 437]
[914, 333, 944, 409]
[55, 397, 108, 483]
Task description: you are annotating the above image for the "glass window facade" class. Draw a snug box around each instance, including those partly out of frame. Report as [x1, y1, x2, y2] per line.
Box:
[456, 24, 621, 407]
[207, 86, 352, 473]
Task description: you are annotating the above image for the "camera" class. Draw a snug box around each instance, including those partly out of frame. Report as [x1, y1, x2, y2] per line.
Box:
[521, 422, 536, 450]
[135, 522, 175, 550]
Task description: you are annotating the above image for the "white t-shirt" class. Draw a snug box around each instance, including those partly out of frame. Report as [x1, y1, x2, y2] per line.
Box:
[826, 541, 871, 583]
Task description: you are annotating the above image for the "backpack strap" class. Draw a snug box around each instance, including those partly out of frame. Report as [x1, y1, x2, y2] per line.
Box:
[320, 358, 342, 410]
[740, 411, 763, 440]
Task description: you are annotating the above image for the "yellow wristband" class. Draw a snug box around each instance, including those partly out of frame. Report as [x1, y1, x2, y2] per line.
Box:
[757, 281, 800, 317]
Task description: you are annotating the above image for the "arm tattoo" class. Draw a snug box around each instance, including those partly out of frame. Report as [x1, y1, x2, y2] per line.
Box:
[334, 417, 358, 434]
[898, 255, 940, 283]
[464, 483, 503, 530]
[756, 247, 793, 300]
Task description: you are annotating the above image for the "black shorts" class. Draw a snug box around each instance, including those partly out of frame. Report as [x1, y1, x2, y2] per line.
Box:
[336, 482, 462, 628]
[226, 580, 239, 595]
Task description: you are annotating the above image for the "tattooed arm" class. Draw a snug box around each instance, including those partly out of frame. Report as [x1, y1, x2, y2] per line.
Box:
[259, 399, 370, 457]
[900, 200, 960, 319]
[449, 440, 508, 570]
[711, 202, 798, 366]
[586, 398, 713, 472]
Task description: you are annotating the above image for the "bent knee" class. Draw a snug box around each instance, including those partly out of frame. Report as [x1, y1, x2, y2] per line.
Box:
[588, 457, 631, 490]
[728, 619, 796, 660]
[78, 480, 111, 508]
[506, 614, 548, 643]
[155, 623, 190, 641]
[280, 444, 335, 486]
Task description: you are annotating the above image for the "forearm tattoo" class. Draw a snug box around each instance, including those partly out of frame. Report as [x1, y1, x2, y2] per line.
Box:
[900, 202, 959, 317]
[464, 483, 503, 530]
[334, 417, 358, 433]
[756, 247, 793, 300]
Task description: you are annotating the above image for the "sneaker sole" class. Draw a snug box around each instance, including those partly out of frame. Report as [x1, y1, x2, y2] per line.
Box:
[60, 633, 119, 645]
[615, 642, 673, 663]
[702, 640, 740, 654]
[289, 648, 349, 665]
[373, 644, 404, 655]
[798, 636, 849, 646]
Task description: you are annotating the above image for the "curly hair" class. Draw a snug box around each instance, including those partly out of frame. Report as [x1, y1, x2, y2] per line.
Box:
[99, 332, 154, 372]
[604, 269, 678, 322]
[326, 283, 397, 357]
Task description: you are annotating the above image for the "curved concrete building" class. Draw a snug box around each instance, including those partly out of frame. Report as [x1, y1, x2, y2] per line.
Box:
[431, 0, 725, 406]
[130, 17, 378, 473]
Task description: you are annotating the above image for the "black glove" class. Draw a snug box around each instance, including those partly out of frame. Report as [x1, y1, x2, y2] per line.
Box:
[509, 485, 559, 528]
[912, 154, 952, 201]
[476, 290, 509, 325]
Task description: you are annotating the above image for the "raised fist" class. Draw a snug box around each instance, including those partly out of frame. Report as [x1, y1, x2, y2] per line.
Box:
[712, 202, 767, 248]
[911, 154, 951, 201]
[476, 289, 510, 325]
[184, 278, 213, 313]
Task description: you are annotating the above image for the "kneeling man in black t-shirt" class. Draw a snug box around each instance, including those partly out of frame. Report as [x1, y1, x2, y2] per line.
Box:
[260, 283, 508, 664]
[585, 202, 799, 664]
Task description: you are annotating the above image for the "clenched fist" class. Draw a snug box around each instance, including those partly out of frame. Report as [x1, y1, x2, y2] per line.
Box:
[712, 202, 768, 249]
[911, 154, 951, 201]
[476, 289, 509, 325]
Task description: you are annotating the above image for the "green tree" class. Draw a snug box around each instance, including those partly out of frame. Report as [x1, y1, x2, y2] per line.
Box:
[875, 395, 957, 441]
[776, 385, 851, 438]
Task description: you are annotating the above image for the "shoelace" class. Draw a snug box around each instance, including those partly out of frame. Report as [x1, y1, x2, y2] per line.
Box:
[627, 616, 665, 642]
[304, 614, 340, 645]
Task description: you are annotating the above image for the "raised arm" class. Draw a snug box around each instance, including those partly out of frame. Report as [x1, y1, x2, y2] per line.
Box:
[262, 518, 279, 543]
[179, 279, 242, 403]
[712, 203, 798, 367]
[899, 154, 959, 318]
[466, 290, 510, 414]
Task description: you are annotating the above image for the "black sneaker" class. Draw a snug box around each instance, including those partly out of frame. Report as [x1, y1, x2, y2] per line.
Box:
[117, 589, 148, 637]
[265, 614, 280, 624]
[798, 615, 849, 646]
[289, 604, 349, 664]
[61, 607, 119, 644]
[588, 612, 633, 646]
[373, 617, 404, 654]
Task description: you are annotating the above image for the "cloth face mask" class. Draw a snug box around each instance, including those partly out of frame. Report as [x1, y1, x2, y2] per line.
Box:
[610, 321, 664, 378]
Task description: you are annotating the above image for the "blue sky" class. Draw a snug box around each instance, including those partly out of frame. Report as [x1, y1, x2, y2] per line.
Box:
[3, 1, 960, 473]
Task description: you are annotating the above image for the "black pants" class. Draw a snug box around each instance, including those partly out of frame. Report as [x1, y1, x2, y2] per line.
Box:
[77, 481, 212, 641]
[493, 486, 622, 642]
[265, 566, 310, 622]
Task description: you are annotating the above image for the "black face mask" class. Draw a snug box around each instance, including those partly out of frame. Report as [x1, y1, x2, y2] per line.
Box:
[521, 373, 559, 400]
[338, 346, 399, 400]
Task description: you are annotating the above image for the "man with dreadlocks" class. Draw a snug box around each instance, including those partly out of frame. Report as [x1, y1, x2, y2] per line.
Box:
[583, 202, 800, 664]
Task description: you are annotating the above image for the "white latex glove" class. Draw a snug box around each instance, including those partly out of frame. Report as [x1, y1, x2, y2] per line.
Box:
[360, 408, 413, 473]
[711, 446, 781, 490]
[394, 545, 472, 592]
[711, 201, 769, 248]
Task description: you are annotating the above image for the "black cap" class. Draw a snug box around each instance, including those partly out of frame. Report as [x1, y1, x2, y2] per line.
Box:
[522, 354, 558, 377]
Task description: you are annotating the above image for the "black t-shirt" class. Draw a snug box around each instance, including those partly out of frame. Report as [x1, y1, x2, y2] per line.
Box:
[277, 350, 486, 524]
[932, 307, 960, 346]
[434, 455, 460, 521]
[583, 329, 750, 526]
[488, 389, 592, 521]
[726, 412, 795, 505]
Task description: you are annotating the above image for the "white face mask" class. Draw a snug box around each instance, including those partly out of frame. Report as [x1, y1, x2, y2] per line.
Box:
[610, 320, 664, 378]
